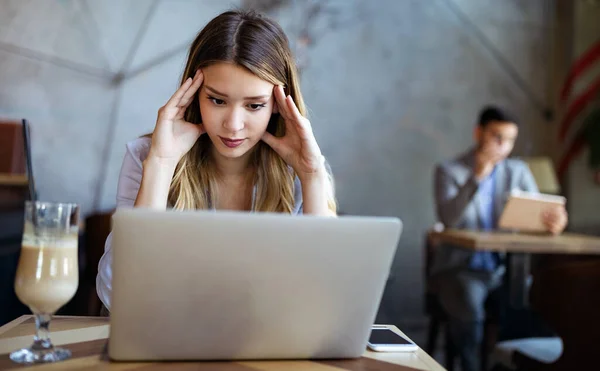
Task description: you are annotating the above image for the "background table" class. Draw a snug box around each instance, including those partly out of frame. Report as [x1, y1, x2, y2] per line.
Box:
[428, 229, 600, 307]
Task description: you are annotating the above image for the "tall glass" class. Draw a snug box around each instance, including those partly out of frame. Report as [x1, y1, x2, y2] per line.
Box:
[10, 201, 80, 364]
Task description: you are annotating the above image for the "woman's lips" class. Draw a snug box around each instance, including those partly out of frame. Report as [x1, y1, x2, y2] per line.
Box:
[220, 137, 245, 148]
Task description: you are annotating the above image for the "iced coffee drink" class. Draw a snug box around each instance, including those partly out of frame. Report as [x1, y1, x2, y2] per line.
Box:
[15, 237, 79, 315]
[10, 201, 79, 365]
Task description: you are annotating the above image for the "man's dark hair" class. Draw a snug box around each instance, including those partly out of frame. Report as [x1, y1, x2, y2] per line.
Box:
[478, 105, 518, 127]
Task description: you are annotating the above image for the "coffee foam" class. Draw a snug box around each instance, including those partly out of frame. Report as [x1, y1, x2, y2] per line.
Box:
[21, 236, 78, 249]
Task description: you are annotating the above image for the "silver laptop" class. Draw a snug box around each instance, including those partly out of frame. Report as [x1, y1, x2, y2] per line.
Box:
[108, 209, 402, 361]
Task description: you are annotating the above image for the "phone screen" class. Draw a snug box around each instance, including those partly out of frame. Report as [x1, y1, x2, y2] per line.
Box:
[369, 328, 413, 345]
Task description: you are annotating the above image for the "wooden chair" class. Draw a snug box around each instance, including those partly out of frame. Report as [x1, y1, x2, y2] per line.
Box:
[0, 120, 29, 325]
[424, 232, 457, 370]
[81, 211, 114, 316]
[0, 120, 28, 212]
[424, 230, 499, 371]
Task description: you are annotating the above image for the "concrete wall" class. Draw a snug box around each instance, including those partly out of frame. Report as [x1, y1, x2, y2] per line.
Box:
[0, 0, 557, 322]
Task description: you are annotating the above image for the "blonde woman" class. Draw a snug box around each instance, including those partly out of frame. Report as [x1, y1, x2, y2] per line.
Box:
[96, 10, 336, 311]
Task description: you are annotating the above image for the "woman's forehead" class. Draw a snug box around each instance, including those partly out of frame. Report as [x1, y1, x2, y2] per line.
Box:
[202, 63, 274, 99]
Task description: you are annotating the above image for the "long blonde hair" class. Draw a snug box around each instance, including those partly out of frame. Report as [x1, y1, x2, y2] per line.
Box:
[166, 10, 336, 213]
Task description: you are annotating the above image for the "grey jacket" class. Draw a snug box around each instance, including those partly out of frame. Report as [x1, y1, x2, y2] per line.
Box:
[431, 149, 538, 276]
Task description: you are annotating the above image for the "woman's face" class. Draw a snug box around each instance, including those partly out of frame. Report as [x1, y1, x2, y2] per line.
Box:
[199, 62, 277, 160]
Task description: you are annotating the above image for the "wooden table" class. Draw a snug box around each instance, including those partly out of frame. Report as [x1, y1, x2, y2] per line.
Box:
[428, 229, 600, 255]
[428, 229, 600, 307]
[0, 316, 446, 370]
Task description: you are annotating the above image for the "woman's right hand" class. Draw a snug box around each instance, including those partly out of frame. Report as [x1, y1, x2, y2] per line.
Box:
[149, 69, 205, 164]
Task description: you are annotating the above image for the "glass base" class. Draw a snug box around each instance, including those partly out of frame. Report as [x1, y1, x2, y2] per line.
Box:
[9, 346, 71, 364]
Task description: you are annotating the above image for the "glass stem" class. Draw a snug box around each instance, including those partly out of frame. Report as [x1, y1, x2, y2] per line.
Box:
[31, 313, 53, 351]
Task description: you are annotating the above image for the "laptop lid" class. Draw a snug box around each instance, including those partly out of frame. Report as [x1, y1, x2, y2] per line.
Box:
[108, 209, 402, 361]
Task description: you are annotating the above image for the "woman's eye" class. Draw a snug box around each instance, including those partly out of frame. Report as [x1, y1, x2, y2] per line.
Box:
[248, 103, 266, 111]
[209, 97, 225, 106]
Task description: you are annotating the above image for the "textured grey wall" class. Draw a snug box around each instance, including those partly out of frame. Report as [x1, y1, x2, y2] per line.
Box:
[0, 0, 557, 322]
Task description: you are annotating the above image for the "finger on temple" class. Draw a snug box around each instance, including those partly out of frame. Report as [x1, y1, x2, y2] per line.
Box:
[165, 78, 193, 109]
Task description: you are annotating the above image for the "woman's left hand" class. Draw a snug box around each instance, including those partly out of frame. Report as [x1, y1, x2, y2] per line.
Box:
[261, 85, 325, 179]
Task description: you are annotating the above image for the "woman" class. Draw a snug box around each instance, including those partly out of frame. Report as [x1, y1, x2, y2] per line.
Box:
[96, 10, 336, 311]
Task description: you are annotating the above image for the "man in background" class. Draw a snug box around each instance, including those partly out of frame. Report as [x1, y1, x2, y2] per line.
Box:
[431, 106, 568, 371]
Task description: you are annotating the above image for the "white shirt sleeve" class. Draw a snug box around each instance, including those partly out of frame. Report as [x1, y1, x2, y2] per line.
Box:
[96, 138, 150, 310]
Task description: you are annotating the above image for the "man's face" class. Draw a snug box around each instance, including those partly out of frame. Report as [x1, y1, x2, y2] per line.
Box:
[475, 120, 519, 160]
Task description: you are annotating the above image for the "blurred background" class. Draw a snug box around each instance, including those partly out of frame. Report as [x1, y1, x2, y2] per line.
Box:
[1, 0, 600, 368]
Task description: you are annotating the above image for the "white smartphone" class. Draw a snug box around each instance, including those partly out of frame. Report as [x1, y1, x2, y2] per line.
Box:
[367, 326, 419, 352]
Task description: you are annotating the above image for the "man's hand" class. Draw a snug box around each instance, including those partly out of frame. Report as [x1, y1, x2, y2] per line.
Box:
[474, 144, 503, 181]
[542, 205, 568, 235]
